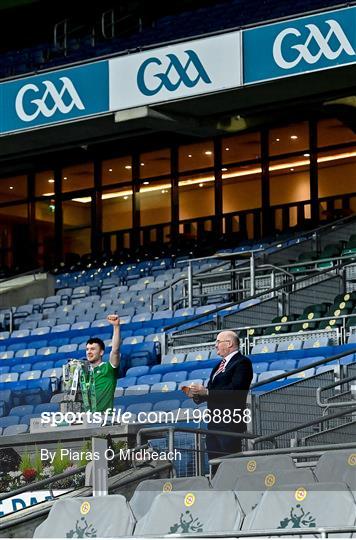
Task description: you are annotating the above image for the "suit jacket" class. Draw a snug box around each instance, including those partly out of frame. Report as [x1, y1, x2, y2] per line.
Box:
[195, 351, 253, 432]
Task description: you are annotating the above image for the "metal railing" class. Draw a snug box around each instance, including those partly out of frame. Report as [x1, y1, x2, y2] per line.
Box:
[317, 374, 356, 411]
[164, 259, 347, 347]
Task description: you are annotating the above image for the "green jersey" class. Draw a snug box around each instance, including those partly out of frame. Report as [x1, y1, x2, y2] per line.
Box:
[92, 361, 118, 412]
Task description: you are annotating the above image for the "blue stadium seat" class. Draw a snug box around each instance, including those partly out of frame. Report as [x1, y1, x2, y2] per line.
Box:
[51, 324, 71, 333]
[7, 343, 27, 352]
[42, 367, 62, 379]
[162, 371, 188, 383]
[58, 344, 78, 353]
[303, 337, 332, 349]
[145, 333, 163, 343]
[297, 356, 325, 369]
[186, 351, 209, 362]
[125, 366, 150, 377]
[190, 368, 213, 379]
[31, 327, 51, 336]
[0, 372, 18, 382]
[20, 370, 42, 381]
[258, 370, 286, 382]
[150, 381, 177, 393]
[70, 335, 90, 345]
[126, 402, 152, 415]
[252, 343, 277, 354]
[117, 376, 137, 388]
[71, 321, 90, 331]
[91, 319, 109, 328]
[10, 363, 32, 374]
[161, 353, 186, 364]
[30, 339, 48, 349]
[37, 346, 57, 356]
[9, 404, 34, 416]
[132, 313, 152, 323]
[251, 362, 269, 374]
[48, 337, 70, 348]
[3, 424, 28, 436]
[15, 348, 36, 359]
[0, 415, 20, 428]
[11, 329, 30, 339]
[137, 374, 162, 385]
[125, 384, 150, 396]
[34, 402, 60, 414]
[123, 335, 144, 345]
[277, 341, 302, 352]
[55, 358, 68, 368]
[270, 359, 296, 371]
[21, 413, 40, 426]
[152, 399, 181, 412]
[19, 321, 38, 331]
[32, 360, 54, 371]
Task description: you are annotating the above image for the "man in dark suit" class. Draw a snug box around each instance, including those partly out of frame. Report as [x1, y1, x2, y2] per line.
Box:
[190, 330, 253, 461]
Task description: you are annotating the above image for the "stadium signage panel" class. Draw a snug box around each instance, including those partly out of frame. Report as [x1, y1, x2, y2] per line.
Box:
[109, 32, 241, 110]
[1, 61, 109, 133]
[243, 7, 356, 84]
[0, 490, 67, 516]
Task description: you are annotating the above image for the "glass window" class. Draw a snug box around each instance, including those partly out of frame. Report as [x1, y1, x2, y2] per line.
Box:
[62, 198, 91, 256]
[139, 180, 171, 226]
[269, 122, 309, 156]
[139, 149, 170, 179]
[222, 132, 261, 164]
[0, 204, 29, 268]
[61, 162, 94, 193]
[35, 200, 55, 268]
[0, 175, 27, 203]
[318, 118, 356, 148]
[179, 141, 214, 172]
[179, 172, 214, 220]
[270, 156, 310, 206]
[35, 171, 55, 197]
[102, 187, 133, 232]
[318, 148, 356, 198]
[222, 165, 262, 213]
[102, 157, 132, 186]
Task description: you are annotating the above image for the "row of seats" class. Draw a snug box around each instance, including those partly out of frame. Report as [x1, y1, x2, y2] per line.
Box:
[34, 448, 356, 536]
[291, 234, 356, 273]
[253, 292, 356, 339]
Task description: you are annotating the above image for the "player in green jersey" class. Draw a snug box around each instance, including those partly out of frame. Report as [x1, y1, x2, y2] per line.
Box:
[85, 314, 120, 412]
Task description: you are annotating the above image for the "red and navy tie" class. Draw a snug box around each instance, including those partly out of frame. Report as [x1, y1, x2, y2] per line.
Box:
[212, 358, 227, 380]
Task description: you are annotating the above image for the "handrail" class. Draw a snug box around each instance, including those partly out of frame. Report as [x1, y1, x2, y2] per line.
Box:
[167, 311, 355, 343]
[164, 259, 345, 332]
[252, 405, 356, 445]
[317, 373, 356, 409]
[251, 348, 356, 390]
[137, 425, 258, 446]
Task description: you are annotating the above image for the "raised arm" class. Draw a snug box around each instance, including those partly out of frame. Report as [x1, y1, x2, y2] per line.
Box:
[107, 314, 120, 368]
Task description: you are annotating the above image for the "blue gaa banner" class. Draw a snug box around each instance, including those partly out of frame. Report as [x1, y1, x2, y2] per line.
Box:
[243, 7, 356, 84]
[1, 61, 109, 133]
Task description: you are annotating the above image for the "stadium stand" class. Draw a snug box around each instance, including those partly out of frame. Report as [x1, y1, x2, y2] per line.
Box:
[0, 0, 356, 537]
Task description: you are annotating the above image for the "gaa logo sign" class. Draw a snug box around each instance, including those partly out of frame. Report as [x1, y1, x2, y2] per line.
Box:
[15, 76, 85, 122]
[137, 50, 212, 96]
[273, 19, 355, 69]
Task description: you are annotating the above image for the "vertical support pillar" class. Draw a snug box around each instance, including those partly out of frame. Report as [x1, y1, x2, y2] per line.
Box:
[91, 437, 108, 496]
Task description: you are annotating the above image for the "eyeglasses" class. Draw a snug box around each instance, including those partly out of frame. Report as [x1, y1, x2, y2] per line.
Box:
[215, 339, 230, 344]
